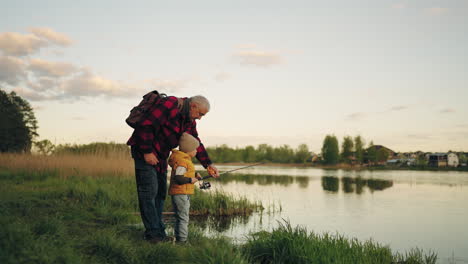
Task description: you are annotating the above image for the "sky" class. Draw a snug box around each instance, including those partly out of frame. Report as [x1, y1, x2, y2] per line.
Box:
[1, 0, 467, 153]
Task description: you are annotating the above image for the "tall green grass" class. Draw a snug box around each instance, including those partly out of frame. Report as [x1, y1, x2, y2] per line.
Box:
[242, 221, 437, 264]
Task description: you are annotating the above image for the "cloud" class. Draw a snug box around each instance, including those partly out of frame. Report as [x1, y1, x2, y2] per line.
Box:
[0, 32, 46, 56]
[0, 28, 72, 57]
[14, 68, 144, 101]
[28, 27, 73, 46]
[214, 72, 231, 82]
[440, 108, 455, 113]
[234, 50, 283, 67]
[345, 112, 366, 121]
[28, 58, 77, 78]
[71, 116, 85, 120]
[26, 77, 59, 92]
[61, 69, 140, 98]
[12, 87, 55, 101]
[425, 7, 449, 16]
[0, 56, 27, 85]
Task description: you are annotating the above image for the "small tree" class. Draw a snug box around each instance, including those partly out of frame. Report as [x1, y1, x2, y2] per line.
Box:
[321, 135, 339, 165]
[376, 148, 389, 162]
[0, 90, 38, 153]
[295, 143, 310, 163]
[341, 136, 354, 163]
[34, 139, 55, 155]
[366, 141, 377, 164]
[354, 135, 365, 163]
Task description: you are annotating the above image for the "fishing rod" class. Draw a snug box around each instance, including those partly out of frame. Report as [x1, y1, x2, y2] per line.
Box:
[198, 162, 266, 190]
[201, 162, 266, 180]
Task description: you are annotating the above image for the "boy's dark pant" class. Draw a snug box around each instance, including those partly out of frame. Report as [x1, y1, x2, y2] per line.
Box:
[133, 155, 167, 239]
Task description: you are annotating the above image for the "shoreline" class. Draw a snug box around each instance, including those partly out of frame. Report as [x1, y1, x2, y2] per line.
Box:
[209, 162, 468, 172]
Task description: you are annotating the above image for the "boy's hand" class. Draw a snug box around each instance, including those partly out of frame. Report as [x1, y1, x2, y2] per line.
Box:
[207, 165, 219, 178]
[191, 175, 200, 184]
[195, 172, 202, 180]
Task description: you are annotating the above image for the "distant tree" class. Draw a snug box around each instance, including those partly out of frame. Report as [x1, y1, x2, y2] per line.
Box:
[242, 145, 256, 162]
[34, 139, 55, 155]
[459, 153, 467, 164]
[0, 90, 38, 152]
[272, 145, 294, 163]
[341, 136, 354, 163]
[376, 148, 390, 162]
[257, 144, 273, 162]
[294, 143, 310, 163]
[321, 135, 339, 165]
[366, 141, 377, 164]
[354, 135, 365, 163]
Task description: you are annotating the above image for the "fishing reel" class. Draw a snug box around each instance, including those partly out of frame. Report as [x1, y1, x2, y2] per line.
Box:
[199, 180, 211, 190]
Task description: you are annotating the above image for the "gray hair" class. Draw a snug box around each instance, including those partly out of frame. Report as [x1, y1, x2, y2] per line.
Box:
[190, 95, 210, 111]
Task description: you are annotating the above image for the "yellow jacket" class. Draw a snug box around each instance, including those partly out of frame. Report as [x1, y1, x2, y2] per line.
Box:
[168, 149, 196, 195]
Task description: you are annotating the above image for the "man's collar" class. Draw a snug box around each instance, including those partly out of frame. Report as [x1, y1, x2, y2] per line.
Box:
[178, 97, 191, 120]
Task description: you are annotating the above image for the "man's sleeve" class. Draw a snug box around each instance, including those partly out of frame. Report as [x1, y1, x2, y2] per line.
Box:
[134, 97, 174, 154]
[186, 121, 213, 168]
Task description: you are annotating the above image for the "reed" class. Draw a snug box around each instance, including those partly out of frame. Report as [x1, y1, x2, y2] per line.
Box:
[0, 152, 134, 178]
[242, 221, 437, 264]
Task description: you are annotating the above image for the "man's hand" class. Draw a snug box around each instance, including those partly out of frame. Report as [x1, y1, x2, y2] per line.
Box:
[207, 165, 219, 178]
[144, 153, 159, 165]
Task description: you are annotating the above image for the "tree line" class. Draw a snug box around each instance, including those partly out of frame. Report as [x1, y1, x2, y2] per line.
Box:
[321, 134, 390, 165]
[0, 90, 397, 165]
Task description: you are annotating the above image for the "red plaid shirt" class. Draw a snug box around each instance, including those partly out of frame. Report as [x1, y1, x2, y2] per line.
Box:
[127, 96, 212, 173]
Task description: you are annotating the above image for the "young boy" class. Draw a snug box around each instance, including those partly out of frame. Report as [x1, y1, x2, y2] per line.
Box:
[168, 132, 202, 244]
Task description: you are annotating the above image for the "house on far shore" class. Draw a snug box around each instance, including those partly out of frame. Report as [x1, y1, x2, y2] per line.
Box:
[428, 153, 459, 167]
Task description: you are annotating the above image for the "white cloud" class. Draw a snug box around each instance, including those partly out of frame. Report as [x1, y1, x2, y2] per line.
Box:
[214, 72, 231, 82]
[26, 77, 59, 92]
[425, 7, 449, 16]
[28, 58, 77, 78]
[12, 87, 54, 101]
[234, 49, 283, 67]
[28, 27, 73, 46]
[0, 32, 46, 56]
[13, 68, 145, 101]
[0, 56, 27, 85]
[61, 69, 140, 98]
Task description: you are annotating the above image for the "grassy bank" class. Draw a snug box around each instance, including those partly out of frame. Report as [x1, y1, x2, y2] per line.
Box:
[1, 168, 437, 263]
[0, 153, 438, 263]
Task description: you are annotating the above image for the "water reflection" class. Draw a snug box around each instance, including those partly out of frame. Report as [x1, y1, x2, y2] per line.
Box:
[192, 214, 251, 233]
[217, 173, 310, 188]
[322, 176, 393, 194]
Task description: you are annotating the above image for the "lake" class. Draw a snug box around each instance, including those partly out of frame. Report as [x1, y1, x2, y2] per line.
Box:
[194, 165, 468, 264]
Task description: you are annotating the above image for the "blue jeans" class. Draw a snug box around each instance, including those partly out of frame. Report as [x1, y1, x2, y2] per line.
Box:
[171, 194, 190, 242]
[133, 153, 167, 239]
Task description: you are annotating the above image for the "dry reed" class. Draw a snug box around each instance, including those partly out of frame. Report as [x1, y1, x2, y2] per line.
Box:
[0, 153, 134, 178]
